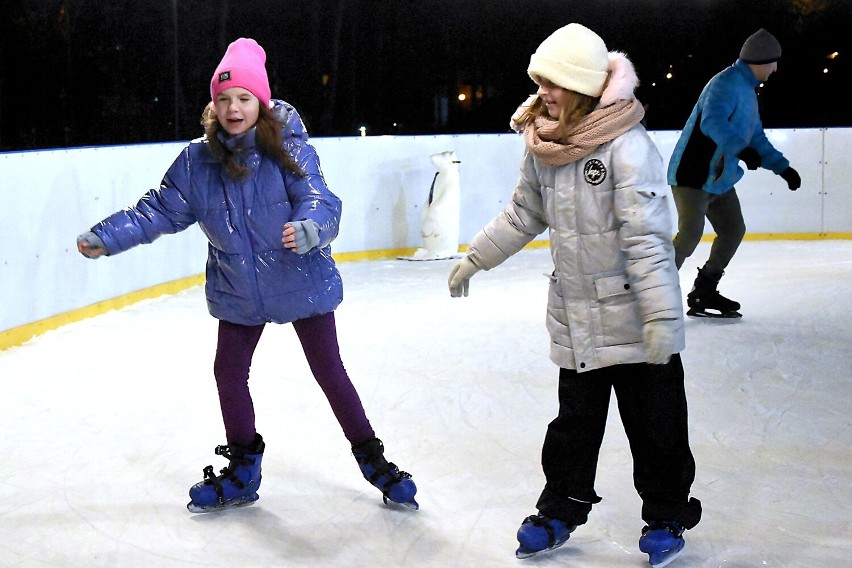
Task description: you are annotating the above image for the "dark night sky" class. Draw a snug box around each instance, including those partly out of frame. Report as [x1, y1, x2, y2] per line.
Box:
[1, 0, 849, 151]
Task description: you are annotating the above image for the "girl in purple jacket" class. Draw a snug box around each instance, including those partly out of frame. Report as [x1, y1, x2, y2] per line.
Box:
[77, 38, 417, 512]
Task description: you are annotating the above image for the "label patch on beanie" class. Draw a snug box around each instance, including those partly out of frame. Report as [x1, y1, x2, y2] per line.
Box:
[218, 71, 232, 83]
[584, 159, 607, 185]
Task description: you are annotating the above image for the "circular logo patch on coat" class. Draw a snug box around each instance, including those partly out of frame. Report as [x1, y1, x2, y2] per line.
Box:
[584, 159, 607, 185]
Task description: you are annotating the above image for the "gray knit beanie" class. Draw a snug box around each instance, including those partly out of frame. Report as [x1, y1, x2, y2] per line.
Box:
[739, 29, 782, 64]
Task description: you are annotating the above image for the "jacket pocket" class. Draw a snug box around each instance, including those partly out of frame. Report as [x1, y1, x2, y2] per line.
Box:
[593, 274, 632, 300]
[713, 154, 726, 182]
[207, 247, 252, 298]
[546, 273, 572, 350]
[592, 274, 642, 346]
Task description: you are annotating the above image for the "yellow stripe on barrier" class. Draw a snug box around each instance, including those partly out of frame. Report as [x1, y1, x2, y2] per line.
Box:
[2, 234, 849, 351]
[0, 274, 205, 351]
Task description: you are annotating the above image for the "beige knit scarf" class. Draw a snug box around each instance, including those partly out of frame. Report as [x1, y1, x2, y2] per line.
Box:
[524, 99, 646, 167]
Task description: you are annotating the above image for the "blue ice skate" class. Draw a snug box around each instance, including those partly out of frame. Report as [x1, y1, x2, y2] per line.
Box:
[639, 521, 686, 567]
[352, 437, 418, 510]
[187, 433, 265, 513]
[515, 513, 576, 558]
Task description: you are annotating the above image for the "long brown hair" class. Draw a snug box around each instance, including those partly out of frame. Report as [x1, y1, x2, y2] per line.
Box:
[201, 102, 304, 180]
[517, 89, 599, 141]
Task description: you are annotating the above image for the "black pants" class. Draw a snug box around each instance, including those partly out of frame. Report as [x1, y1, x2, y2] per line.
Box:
[672, 185, 746, 274]
[535, 354, 702, 529]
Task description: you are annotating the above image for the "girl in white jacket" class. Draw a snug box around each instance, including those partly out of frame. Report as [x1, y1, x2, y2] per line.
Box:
[448, 24, 701, 567]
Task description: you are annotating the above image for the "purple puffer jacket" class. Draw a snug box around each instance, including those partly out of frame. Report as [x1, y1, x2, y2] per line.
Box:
[91, 100, 343, 325]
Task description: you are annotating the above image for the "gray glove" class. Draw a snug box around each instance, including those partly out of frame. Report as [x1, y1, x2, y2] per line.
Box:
[448, 257, 481, 297]
[76, 231, 108, 259]
[643, 319, 677, 365]
[287, 220, 320, 254]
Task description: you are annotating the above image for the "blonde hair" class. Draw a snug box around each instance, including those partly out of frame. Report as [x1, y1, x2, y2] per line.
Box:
[517, 89, 599, 140]
[201, 103, 303, 180]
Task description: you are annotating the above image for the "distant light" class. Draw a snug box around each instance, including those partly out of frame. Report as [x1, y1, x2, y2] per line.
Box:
[666, 72, 673, 79]
[651, 82, 657, 87]
[823, 68, 829, 74]
[458, 93, 466, 101]
[359, 126, 367, 137]
[828, 51, 839, 59]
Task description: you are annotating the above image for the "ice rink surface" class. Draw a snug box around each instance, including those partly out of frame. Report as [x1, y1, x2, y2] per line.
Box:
[1, 240, 850, 567]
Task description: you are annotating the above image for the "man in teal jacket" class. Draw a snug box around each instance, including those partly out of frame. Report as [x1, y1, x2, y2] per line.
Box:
[667, 29, 800, 318]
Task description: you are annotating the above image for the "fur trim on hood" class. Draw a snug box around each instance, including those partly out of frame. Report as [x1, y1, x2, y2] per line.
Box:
[510, 51, 639, 132]
[598, 52, 638, 108]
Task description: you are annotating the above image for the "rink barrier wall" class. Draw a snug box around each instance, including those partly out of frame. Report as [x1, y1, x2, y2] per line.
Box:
[2, 128, 850, 350]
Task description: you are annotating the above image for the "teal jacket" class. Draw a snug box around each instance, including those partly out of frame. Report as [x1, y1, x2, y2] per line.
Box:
[667, 60, 789, 194]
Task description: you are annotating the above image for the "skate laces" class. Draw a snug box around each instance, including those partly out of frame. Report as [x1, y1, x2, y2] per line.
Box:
[525, 514, 553, 527]
[351, 438, 418, 507]
[710, 291, 735, 303]
[522, 514, 573, 546]
[353, 446, 411, 495]
[214, 444, 256, 467]
[642, 520, 684, 538]
[199, 444, 259, 502]
[357, 455, 411, 488]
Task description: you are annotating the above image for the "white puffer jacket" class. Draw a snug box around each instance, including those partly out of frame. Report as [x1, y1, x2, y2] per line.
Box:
[467, 55, 684, 373]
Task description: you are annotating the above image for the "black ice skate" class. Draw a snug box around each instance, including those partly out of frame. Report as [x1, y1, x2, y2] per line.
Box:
[686, 268, 742, 319]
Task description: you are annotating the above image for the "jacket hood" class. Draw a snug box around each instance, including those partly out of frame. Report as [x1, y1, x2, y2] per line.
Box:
[598, 52, 638, 108]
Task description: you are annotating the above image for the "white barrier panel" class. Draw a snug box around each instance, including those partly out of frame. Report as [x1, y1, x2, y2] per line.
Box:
[1, 128, 850, 333]
[1, 144, 207, 333]
[649, 128, 830, 235]
[312, 133, 527, 252]
[825, 129, 852, 233]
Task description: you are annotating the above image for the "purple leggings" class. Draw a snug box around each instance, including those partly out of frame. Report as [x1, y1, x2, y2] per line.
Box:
[213, 312, 375, 447]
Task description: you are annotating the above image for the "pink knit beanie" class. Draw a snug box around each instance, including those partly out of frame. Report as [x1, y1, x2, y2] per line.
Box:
[210, 38, 271, 107]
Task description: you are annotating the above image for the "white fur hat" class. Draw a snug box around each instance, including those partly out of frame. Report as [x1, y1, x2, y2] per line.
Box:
[527, 23, 610, 97]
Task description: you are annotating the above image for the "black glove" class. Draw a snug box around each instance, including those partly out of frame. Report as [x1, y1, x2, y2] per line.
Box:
[738, 147, 761, 170]
[780, 167, 801, 191]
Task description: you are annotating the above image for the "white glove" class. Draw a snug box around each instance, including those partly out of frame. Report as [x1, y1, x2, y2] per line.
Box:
[448, 257, 481, 298]
[643, 319, 677, 365]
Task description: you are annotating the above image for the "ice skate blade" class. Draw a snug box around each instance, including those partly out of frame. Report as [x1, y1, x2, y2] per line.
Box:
[515, 539, 568, 559]
[646, 546, 684, 568]
[186, 493, 259, 514]
[383, 495, 420, 511]
[687, 308, 742, 320]
[640, 531, 685, 567]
